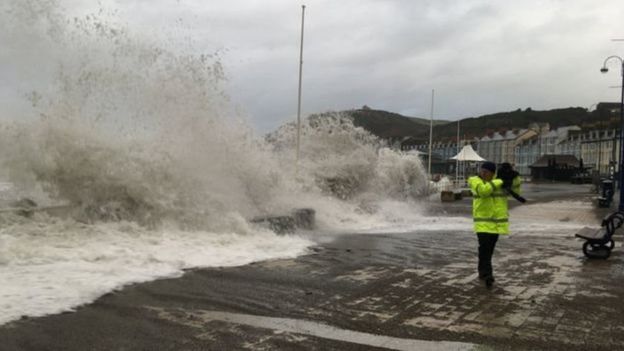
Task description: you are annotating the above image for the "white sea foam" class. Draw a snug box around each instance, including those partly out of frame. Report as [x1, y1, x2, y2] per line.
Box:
[0, 212, 311, 325]
[311, 198, 590, 236]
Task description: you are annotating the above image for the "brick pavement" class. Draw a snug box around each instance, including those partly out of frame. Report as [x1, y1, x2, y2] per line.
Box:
[2, 186, 623, 350]
[295, 198, 624, 349]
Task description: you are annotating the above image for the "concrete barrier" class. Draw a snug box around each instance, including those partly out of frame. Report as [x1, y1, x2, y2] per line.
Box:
[292, 208, 315, 230]
[250, 208, 316, 234]
[250, 216, 296, 234]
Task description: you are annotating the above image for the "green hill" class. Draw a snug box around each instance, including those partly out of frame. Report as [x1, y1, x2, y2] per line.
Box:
[345, 107, 450, 139]
[432, 107, 590, 140]
[338, 104, 620, 141]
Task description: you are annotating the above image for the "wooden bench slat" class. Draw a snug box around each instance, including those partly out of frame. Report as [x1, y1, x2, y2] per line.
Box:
[575, 227, 607, 240]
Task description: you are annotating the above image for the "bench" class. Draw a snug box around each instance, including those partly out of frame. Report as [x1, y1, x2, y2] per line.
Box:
[575, 211, 624, 259]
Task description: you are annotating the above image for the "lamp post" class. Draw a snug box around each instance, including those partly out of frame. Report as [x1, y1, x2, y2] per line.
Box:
[600, 55, 624, 210]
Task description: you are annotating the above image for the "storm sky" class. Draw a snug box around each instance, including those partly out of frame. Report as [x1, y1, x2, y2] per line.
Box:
[7, 0, 624, 132]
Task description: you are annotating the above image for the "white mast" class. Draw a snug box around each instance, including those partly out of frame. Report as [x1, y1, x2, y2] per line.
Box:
[456, 119, 460, 185]
[428, 89, 435, 178]
[295, 5, 306, 177]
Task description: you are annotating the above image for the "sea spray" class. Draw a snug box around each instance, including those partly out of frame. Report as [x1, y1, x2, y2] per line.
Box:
[0, 0, 436, 326]
[1, 1, 433, 229]
[0, 0, 298, 230]
[268, 113, 430, 202]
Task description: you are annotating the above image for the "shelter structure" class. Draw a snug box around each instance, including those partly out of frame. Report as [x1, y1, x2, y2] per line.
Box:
[529, 154, 583, 181]
[451, 145, 486, 162]
[451, 145, 486, 187]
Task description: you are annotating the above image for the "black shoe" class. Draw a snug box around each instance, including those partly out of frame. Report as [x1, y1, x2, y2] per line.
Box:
[485, 276, 494, 288]
[478, 274, 494, 282]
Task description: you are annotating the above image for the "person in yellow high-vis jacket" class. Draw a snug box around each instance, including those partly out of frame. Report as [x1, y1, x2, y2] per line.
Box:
[468, 161, 521, 288]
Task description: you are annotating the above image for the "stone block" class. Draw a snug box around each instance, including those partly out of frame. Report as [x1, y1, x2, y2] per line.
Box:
[441, 191, 455, 202]
[250, 215, 296, 235]
[292, 208, 315, 230]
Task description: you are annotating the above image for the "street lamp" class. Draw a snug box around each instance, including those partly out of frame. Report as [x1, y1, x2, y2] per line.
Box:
[600, 55, 624, 210]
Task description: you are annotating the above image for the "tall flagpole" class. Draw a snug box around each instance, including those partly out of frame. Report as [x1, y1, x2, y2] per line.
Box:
[427, 89, 435, 178]
[295, 5, 306, 177]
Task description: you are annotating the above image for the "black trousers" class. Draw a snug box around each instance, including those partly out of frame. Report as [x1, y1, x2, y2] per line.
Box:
[477, 232, 499, 278]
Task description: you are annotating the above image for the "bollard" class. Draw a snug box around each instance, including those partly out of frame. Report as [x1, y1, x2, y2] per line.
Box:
[440, 191, 455, 202]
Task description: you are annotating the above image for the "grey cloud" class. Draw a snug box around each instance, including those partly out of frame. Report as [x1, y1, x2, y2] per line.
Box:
[3, 0, 624, 132]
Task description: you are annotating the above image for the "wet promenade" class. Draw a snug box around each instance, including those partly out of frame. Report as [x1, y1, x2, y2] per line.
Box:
[1, 183, 623, 351]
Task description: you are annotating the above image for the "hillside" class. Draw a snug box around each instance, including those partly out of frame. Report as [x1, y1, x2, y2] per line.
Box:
[345, 107, 450, 139]
[432, 107, 591, 140]
[340, 104, 620, 141]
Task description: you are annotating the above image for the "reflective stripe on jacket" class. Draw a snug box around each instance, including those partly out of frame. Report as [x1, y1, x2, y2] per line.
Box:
[468, 176, 508, 235]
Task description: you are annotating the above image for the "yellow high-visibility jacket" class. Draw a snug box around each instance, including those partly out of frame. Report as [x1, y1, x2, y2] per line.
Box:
[468, 175, 518, 235]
